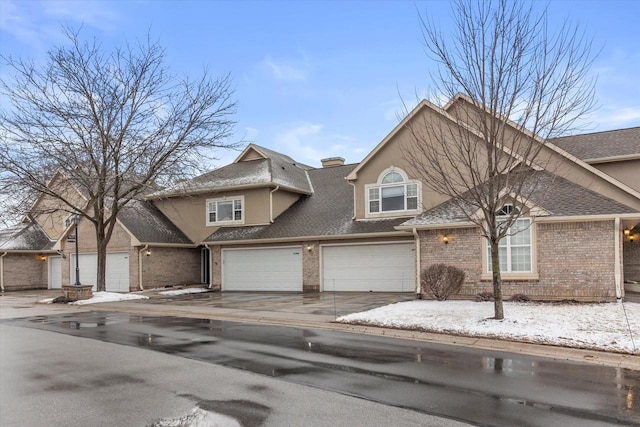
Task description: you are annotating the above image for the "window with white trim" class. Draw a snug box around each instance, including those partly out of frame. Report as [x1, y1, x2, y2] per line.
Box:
[487, 217, 532, 273]
[206, 196, 244, 225]
[366, 168, 421, 217]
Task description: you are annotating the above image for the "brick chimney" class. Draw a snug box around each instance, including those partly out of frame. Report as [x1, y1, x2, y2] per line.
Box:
[321, 157, 345, 168]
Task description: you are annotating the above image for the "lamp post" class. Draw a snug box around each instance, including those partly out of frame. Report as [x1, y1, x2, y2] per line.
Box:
[73, 214, 81, 286]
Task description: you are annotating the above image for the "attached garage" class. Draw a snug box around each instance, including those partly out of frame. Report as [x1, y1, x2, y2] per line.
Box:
[222, 247, 302, 291]
[69, 252, 130, 292]
[322, 242, 416, 292]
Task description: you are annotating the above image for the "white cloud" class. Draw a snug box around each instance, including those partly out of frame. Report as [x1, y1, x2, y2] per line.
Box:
[274, 122, 361, 166]
[263, 55, 308, 82]
[593, 106, 640, 128]
[243, 127, 259, 142]
[0, 0, 121, 52]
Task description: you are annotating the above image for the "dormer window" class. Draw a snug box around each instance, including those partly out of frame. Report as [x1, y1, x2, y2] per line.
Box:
[206, 196, 244, 226]
[365, 168, 421, 218]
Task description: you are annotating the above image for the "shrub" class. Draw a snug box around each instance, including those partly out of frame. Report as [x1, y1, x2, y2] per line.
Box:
[509, 293, 530, 302]
[421, 263, 465, 301]
[475, 291, 495, 302]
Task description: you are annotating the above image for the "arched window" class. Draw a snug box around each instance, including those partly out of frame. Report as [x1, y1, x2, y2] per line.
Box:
[366, 168, 420, 216]
[381, 171, 404, 184]
[487, 204, 531, 273]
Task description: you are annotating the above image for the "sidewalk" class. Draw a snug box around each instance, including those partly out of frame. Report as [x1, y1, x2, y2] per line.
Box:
[2, 288, 639, 370]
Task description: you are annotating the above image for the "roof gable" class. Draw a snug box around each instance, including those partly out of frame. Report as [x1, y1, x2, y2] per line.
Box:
[148, 144, 313, 199]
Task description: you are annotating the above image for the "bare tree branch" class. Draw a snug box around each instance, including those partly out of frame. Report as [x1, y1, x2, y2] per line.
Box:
[406, 0, 597, 319]
[0, 26, 237, 291]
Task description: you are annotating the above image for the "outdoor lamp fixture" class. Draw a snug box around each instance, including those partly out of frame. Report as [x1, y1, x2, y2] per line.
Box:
[73, 214, 81, 286]
[306, 245, 313, 252]
[443, 235, 450, 244]
[624, 228, 630, 236]
[631, 235, 635, 243]
[40, 255, 46, 261]
[146, 249, 151, 256]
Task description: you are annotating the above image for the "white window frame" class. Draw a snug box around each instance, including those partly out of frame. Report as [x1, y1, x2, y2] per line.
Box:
[365, 167, 422, 219]
[482, 216, 538, 280]
[206, 196, 244, 226]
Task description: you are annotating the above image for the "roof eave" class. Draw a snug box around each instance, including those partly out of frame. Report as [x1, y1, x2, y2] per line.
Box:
[146, 182, 312, 200]
[204, 230, 412, 246]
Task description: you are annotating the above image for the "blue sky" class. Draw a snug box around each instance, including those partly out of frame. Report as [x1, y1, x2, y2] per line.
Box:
[1, 0, 639, 168]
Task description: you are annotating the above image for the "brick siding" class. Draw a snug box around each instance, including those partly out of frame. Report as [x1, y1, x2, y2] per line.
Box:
[141, 247, 201, 289]
[302, 240, 320, 291]
[419, 220, 619, 302]
[2, 254, 48, 291]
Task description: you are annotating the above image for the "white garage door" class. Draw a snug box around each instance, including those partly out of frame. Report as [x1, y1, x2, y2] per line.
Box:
[322, 243, 415, 292]
[49, 256, 62, 289]
[222, 247, 302, 291]
[70, 252, 130, 292]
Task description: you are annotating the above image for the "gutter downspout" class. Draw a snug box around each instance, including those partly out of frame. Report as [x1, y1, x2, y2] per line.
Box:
[348, 180, 356, 220]
[204, 243, 214, 289]
[0, 252, 7, 292]
[614, 217, 622, 300]
[138, 245, 149, 291]
[269, 185, 280, 223]
[412, 228, 421, 298]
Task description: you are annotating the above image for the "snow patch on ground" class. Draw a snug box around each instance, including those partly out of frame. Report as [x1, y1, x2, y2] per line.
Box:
[71, 292, 149, 305]
[158, 287, 210, 296]
[337, 300, 640, 354]
[151, 407, 240, 427]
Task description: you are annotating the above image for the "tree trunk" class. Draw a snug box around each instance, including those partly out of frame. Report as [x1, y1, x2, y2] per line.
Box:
[490, 240, 504, 319]
[95, 225, 107, 292]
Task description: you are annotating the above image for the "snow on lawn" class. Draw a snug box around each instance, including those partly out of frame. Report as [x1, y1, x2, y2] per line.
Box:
[71, 292, 149, 305]
[158, 287, 210, 296]
[337, 300, 640, 354]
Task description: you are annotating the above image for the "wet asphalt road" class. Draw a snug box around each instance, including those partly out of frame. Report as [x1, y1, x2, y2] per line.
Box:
[2, 311, 639, 427]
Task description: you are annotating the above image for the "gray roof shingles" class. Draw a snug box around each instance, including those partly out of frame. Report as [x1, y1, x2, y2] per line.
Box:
[118, 200, 192, 244]
[148, 145, 313, 199]
[551, 127, 640, 161]
[206, 164, 410, 242]
[0, 222, 54, 251]
[402, 171, 639, 227]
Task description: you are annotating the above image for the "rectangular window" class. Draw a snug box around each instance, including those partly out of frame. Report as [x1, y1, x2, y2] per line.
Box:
[369, 188, 380, 213]
[487, 219, 532, 272]
[207, 196, 244, 225]
[366, 182, 421, 216]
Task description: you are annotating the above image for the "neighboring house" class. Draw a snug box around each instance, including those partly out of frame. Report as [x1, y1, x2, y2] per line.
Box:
[1, 95, 638, 299]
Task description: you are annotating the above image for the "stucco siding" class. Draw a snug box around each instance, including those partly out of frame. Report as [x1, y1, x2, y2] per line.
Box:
[154, 187, 272, 243]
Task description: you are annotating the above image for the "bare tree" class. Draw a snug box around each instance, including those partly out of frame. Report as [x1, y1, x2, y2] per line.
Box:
[404, 0, 597, 319]
[0, 27, 236, 291]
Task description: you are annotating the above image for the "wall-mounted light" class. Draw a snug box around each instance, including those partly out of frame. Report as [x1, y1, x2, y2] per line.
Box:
[146, 249, 151, 256]
[40, 255, 47, 261]
[306, 245, 313, 252]
[631, 235, 635, 243]
[624, 228, 630, 236]
[443, 235, 449, 244]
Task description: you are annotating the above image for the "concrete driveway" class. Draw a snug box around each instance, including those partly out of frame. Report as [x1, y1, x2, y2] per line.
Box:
[141, 290, 415, 317]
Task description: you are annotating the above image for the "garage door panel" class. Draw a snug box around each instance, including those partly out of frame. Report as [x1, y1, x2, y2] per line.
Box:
[49, 256, 62, 289]
[223, 247, 302, 291]
[70, 253, 129, 292]
[322, 243, 415, 292]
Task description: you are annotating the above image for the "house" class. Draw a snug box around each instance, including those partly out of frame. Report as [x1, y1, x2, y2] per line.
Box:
[1, 95, 638, 300]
